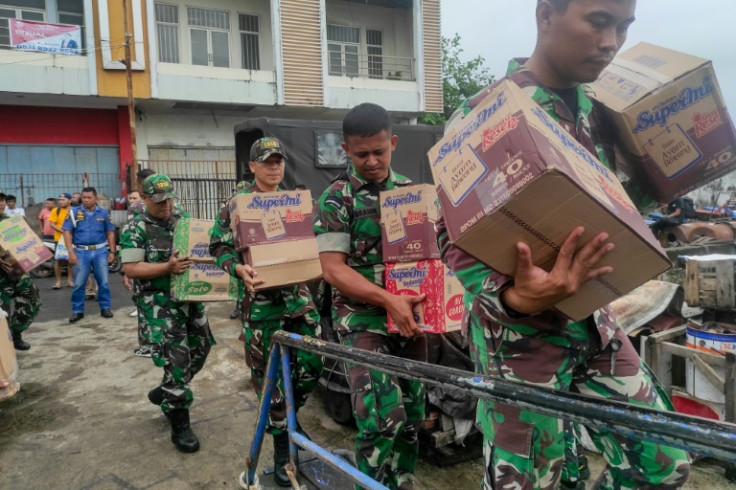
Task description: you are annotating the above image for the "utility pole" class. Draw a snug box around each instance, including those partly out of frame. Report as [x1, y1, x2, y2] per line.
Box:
[123, 0, 137, 193]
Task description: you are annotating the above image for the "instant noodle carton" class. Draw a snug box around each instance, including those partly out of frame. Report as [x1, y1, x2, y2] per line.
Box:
[171, 218, 238, 301]
[229, 190, 314, 250]
[591, 42, 736, 202]
[0, 215, 52, 276]
[428, 79, 670, 321]
[380, 184, 440, 263]
[385, 259, 463, 334]
[242, 239, 323, 291]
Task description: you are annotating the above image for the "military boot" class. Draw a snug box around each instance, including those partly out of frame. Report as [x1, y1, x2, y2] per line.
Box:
[12, 332, 30, 351]
[272, 431, 296, 487]
[165, 409, 200, 453]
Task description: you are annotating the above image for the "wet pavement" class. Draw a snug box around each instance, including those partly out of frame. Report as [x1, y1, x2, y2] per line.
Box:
[0, 275, 733, 489]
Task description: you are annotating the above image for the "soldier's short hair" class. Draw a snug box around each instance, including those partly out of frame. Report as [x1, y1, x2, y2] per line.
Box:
[343, 103, 392, 139]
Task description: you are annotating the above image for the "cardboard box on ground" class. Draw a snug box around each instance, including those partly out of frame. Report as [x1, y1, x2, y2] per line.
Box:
[379, 185, 462, 333]
[0, 215, 53, 276]
[591, 42, 736, 203]
[171, 218, 238, 302]
[228, 190, 322, 290]
[428, 79, 671, 321]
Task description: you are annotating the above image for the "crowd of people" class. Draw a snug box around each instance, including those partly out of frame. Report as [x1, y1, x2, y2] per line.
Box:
[1, 1, 695, 489]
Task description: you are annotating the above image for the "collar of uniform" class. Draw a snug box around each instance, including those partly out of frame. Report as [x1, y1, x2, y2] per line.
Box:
[346, 165, 410, 191]
[78, 204, 100, 214]
[238, 180, 280, 194]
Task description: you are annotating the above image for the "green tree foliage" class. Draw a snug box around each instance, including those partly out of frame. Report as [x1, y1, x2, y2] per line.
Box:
[419, 34, 495, 125]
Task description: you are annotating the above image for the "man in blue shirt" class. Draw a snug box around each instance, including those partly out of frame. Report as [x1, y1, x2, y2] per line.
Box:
[62, 187, 116, 323]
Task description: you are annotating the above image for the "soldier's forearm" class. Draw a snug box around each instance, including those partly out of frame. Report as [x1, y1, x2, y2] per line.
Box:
[122, 261, 171, 280]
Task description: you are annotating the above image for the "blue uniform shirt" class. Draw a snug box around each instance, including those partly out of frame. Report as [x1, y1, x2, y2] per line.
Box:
[62, 205, 115, 245]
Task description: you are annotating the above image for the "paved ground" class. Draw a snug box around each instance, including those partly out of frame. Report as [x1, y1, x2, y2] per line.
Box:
[0, 274, 733, 489]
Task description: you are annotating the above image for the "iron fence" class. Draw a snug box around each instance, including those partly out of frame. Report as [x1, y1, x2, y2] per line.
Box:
[0, 172, 121, 207]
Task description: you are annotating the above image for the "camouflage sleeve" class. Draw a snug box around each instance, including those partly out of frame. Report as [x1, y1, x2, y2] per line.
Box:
[312, 182, 351, 254]
[119, 219, 146, 263]
[437, 208, 521, 324]
[209, 202, 241, 276]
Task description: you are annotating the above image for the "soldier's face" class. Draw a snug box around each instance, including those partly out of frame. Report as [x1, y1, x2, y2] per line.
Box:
[538, 0, 636, 85]
[128, 192, 141, 205]
[249, 155, 285, 191]
[343, 130, 397, 183]
[145, 196, 172, 220]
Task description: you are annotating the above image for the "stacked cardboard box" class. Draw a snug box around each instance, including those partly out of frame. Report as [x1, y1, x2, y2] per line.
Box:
[428, 79, 671, 321]
[229, 190, 322, 290]
[171, 218, 238, 302]
[591, 42, 736, 203]
[380, 184, 463, 334]
[0, 215, 52, 276]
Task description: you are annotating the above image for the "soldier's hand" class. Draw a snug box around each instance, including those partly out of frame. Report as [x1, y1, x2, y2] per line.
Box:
[502, 226, 614, 315]
[122, 274, 132, 291]
[235, 263, 264, 293]
[0, 258, 14, 274]
[167, 250, 193, 275]
[68, 251, 78, 267]
[385, 293, 425, 338]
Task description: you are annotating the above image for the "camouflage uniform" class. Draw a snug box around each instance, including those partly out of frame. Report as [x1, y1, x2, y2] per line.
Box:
[313, 167, 427, 490]
[438, 61, 690, 490]
[0, 214, 41, 340]
[120, 208, 214, 413]
[209, 180, 322, 435]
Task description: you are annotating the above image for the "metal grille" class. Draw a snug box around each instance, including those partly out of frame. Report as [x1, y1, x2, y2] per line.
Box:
[239, 13, 259, 70]
[0, 172, 120, 207]
[155, 3, 179, 63]
[187, 7, 229, 29]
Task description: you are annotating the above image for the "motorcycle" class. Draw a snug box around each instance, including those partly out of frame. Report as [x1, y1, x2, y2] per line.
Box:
[30, 239, 57, 279]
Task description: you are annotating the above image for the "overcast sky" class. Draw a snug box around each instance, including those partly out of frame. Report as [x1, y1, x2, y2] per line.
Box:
[441, 0, 736, 112]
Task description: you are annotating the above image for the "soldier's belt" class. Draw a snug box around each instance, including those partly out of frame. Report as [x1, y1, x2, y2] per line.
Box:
[74, 242, 108, 251]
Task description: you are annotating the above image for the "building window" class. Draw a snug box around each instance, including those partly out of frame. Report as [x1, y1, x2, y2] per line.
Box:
[0, 1, 46, 51]
[327, 24, 359, 77]
[188, 7, 229, 68]
[239, 13, 259, 70]
[366, 29, 382, 79]
[155, 3, 179, 63]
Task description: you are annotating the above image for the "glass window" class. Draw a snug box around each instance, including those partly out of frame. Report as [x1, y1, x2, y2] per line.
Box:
[327, 24, 360, 77]
[155, 3, 179, 63]
[0, 4, 46, 51]
[366, 29, 383, 79]
[187, 7, 229, 68]
[190, 28, 207, 66]
[239, 13, 259, 70]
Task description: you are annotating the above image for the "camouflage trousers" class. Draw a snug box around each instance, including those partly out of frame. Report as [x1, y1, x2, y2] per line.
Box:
[469, 316, 690, 490]
[0, 273, 40, 334]
[132, 293, 151, 348]
[141, 292, 215, 413]
[243, 311, 323, 435]
[342, 331, 427, 490]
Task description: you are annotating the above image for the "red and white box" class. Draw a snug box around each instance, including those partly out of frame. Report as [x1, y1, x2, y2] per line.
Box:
[385, 259, 464, 334]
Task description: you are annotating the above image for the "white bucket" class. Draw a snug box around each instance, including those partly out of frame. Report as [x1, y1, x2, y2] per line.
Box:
[684, 326, 736, 419]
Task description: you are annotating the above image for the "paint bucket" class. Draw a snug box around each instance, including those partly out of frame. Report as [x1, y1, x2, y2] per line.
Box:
[684, 324, 736, 419]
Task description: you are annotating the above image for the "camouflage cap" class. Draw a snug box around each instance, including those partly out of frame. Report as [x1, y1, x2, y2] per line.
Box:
[249, 137, 288, 163]
[142, 174, 176, 202]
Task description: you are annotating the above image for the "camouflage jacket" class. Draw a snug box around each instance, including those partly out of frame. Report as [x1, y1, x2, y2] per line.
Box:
[119, 210, 190, 294]
[438, 60, 625, 350]
[313, 165, 412, 335]
[209, 180, 316, 322]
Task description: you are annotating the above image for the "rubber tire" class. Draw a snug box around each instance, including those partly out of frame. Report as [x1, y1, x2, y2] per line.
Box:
[30, 266, 54, 278]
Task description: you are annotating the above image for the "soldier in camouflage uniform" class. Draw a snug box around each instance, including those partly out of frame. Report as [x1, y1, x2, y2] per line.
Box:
[438, 1, 690, 489]
[313, 103, 427, 490]
[209, 138, 322, 488]
[120, 174, 214, 454]
[0, 193, 41, 351]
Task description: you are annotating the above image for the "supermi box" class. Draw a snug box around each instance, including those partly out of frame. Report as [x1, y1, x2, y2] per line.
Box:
[428, 79, 671, 321]
[229, 190, 314, 250]
[591, 42, 736, 203]
[172, 217, 215, 263]
[0, 215, 53, 276]
[380, 184, 440, 263]
[385, 259, 463, 334]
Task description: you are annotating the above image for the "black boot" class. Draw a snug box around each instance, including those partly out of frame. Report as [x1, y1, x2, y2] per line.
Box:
[272, 431, 296, 487]
[12, 332, 30, 351]
[165, 409, 200, 453]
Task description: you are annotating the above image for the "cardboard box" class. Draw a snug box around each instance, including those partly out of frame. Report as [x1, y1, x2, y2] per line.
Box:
[171, 262, 239, 302]
[0, 312, 20, 402]
[428, 79, 671, 321]
[173, 217, 216, 263]
[591, 42, 736, 202]
[229, 190, 314, 250]
[385, 259, 464, 334]
[380, 184, 440, 262]
[0, 215, 53, 276]
[244, 238, 323, 291]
